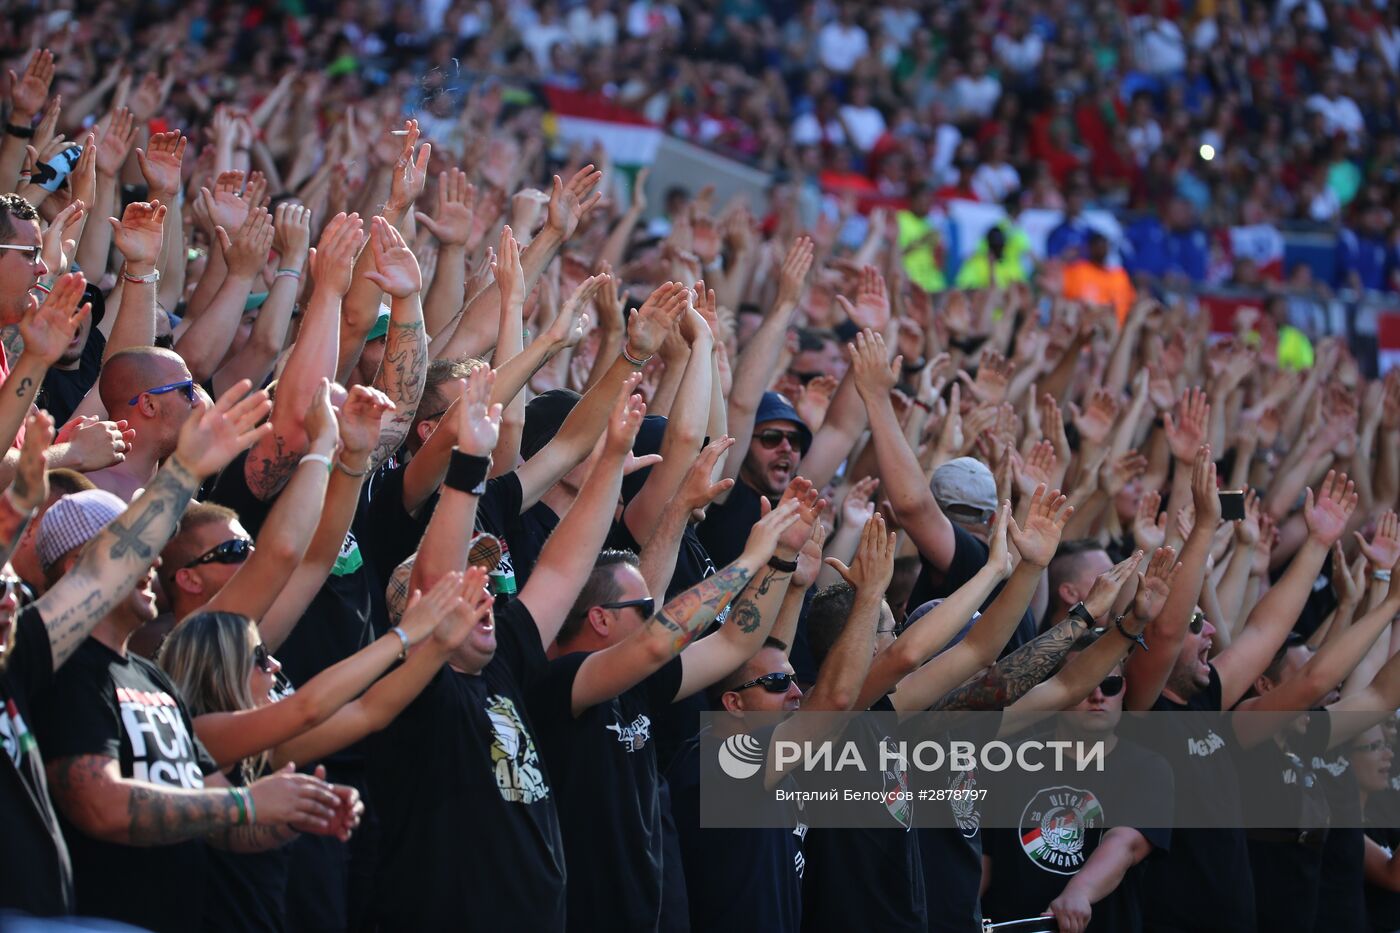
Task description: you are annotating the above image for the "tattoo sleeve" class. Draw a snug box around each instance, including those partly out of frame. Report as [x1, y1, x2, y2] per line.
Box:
[209, 821, 299, 853]
[48, 755, 239, 846]
[41, 458, 200, 668]
[245, 432, 302, 501]
[929, 613, 1090, 711]
[370, 311, 427, 470]
[648, 564, 753, 654]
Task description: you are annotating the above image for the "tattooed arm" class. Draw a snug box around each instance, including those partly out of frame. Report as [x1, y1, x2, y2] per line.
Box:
[928, 612, 1094, 711]
[567, 562, 757, 716]
[368, 304, 426, 470]
[46, 755, 339, 848]
[38, 383, 273, 668]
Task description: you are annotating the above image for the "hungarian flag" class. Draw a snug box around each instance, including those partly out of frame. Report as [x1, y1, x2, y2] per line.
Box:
[1380, 311, 1400, 375]
[542, 87, 662, 167]
[1223, 225, 1285, 280]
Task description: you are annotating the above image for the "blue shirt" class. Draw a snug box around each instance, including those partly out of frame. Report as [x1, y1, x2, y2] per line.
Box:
[1338, 227, 1391, 291]
[1123, 217, 1208, 282]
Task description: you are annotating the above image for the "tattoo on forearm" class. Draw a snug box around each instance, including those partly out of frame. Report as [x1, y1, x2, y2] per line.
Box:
[730, 568, 786, 634]
[1, 326, 22, 363]
[649, 564, 752, 653]
[49, 756, 234, 846]
[247, 433, 301, 500]
[371, 318, 427, 469]
[930, 615, 1089, 711]
[211, 821, 298, 852]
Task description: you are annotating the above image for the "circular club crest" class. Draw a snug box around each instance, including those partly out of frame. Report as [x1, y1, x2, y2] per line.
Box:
[1018, 786, 1104, 875]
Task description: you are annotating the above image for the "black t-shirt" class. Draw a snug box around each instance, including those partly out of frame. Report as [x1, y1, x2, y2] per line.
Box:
[35, 286, 105, 426]
[1132, 666, 1256, 933]
[1365, 791, 1400, 933]
[202, 765, 291, 933]
[34, 638, 218, 933]
[1239, 714, 1331, 933]
[368, 598, 565, 931]
[696, 478, 763, 570]
[801, 696, 926, 933]
[207, 451, 387, 695]
[982, 737, 1173, 933]
[669, 723, 807, 933]
[1312, 750, 1366, 933]
[906, 523, 1037, 658]
[475, 471, 527, 585]
[0, 606, 73, 916]
[359, 461, 437, 588]
[528, 651, 684, 931]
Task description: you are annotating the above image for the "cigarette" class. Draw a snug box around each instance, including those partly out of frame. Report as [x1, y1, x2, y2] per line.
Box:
[389, 130, 410, 136]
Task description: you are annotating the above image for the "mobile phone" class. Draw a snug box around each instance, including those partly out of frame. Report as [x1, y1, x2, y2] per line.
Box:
[1219, 490, 1246, 521]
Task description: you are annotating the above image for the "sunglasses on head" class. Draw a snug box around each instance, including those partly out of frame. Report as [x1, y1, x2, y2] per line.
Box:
[1097, 675, 1124, 697]
[599, 597, 656, 617]
[0, 244, 42, 263]
[128, 378, 197, 407]
[755, 429, 804, 451]
[252, 642, 276, 674]
[733, 672, 796, 694]
[1190, 610, 1206, 635]
[185, 537, 254, 569]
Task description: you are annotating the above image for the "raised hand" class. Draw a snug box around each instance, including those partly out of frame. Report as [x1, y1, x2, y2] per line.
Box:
[1013, 441, 1058, 498]
[10, 411, 54, 513]
[1084, 550, 1145, 620]
[95, 107, 136, 177]
[1163, 387, 1210, 462]
[1133, 489, 1166, 553]
[1304, 470, 1359, 547]
[398, 570, 467, 644]
[107, 199, 167, 269]
[1101, 451, 1148, 498]
[742, 498, 803, 566]
[309, 212, 366, 298]
[548, 274, 604, 349]
[1332, 545, 1366, 608]
[1008, 485, 1073, 568]
[840, 476, 880, 528]
[823, 511, 896, 593]
[434, 567, 493, 651]
[775, 236, 815, 309]
[1189, 445, 1222, 531]
[9, 49, 54, 121]
[627, 282, 688, 359]
[385, 120, 431, 214]
[272, 202, 312, 267]
[1133, 546, 1179, 622]
[850, 329, 899, 402]
[337, 384, 395, 464]
[603, 377, 647, 459]
[835, 265, 890, 331]
[135, 130, 186, 198]
[1356, 510, 1400, 571]
[41, 198, 84, 276]
[546, 163, 604, 240]
[21, 271, 90, 365]
[675, 437, 737, 514]
[302, 379, 339, 454]
[416, 167, 475, 245]
[1069, 387, 1120, 447]
[960, 349, 1016, 405]
[175, 380, 274, 478]
[793, 523, 827, 589]
[219, 207, 273, 278]
[455, 369, 503, 458]
[776, 476, 828, 555]
[986, 501, 1015, 577]
[364, 216, 422, 298]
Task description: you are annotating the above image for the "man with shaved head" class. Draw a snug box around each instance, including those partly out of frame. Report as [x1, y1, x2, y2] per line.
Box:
[89, 348, 202, 500]
[1044, 539, 1115, 631]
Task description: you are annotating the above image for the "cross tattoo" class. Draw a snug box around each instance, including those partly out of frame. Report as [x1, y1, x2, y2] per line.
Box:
[107, 501, 167, 561]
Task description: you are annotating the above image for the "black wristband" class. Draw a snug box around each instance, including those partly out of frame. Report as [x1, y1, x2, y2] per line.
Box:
[1068, 601, 1096, 628]
[901, 356, 927, 373]
[948, 335, 987, 354]
[5, 122, 33, 139]
[1114, 615, 1149, 653]
[446, 450, 490, 495]
[768, 555, 798, 573]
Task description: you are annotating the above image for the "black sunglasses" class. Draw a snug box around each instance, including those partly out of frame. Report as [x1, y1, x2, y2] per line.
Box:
[185, 537, 254, 569]
[0, 574, 35, 608]
[733, 672, 796, 694]
[252, 642, 275, 674]
[599, 597, 655, 617]
[1189, 610, 1205, 635]
[1098, 675, 1124, 697]
[755, 429, 804, 451]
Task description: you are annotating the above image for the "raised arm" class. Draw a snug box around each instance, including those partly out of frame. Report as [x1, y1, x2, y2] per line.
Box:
[365, 217, 429, 469]
[1214, 470, 1357, 709]
[176, 208, 272, 383]
[416, 168, 475, 340]
[38, 381, 273, 668]
[515, 378, 644, 648]
[101, 200, 164, 360]
[636, 438, 734, 599]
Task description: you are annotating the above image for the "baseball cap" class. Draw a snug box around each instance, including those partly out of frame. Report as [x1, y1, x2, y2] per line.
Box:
[384, 534, 503, 623]
[521, 389, 582, 461]
[930, 457, 997, 526]
[37, 489, 128, 570]
[754, 392, 812, 454]
[365, 304, 392, 342]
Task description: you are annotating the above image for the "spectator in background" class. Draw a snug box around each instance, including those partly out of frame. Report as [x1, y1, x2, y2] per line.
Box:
[1338, 200, 1394, 292]
[1062, 231, 1137, 322]
[816, 4, 869, 75]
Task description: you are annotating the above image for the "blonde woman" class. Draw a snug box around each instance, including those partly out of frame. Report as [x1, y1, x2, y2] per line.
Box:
[159, 570, 489, 933]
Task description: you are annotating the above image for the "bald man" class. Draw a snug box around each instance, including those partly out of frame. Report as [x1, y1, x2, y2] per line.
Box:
[87, 348, 202, 500]
[1043, 539, 1114, 631]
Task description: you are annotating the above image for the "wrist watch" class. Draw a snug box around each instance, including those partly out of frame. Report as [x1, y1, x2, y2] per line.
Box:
[1068, 601, 1097, 627]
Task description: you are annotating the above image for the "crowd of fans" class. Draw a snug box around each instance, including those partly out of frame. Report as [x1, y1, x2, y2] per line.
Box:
[2, 2, 1400, 933]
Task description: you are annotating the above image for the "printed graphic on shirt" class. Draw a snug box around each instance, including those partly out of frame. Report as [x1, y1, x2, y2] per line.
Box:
[880, 736, 913, 830]
[484, 694, 549, 804]
[0, 698, 35, 766]
[605, 713, 651, 752]
[1019, 786, 1103, 875]
[331, 530, 364, 577]
[117, 686, 205, 788]
[1186, 728, 1226, 758]
[949, 768, 981, 838]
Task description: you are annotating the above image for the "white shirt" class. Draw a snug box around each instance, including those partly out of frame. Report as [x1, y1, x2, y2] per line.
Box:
[566, 8, 618, 47]
[1132, 16, 1186, 74]
[994, 33, 1044, 74]
[817, 22, 870, 73]
[951, 75, 1001, 119]
[972, 163, 1022, 203]
[522, 22, 571, 70]
[1127, 119, 1163, 166]
[1306, 93, 1366, 141]
[839, 104, 887, 152]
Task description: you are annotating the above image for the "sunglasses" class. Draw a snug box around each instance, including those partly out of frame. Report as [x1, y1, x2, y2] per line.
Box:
[733, 672, 797, 694]
[1097, 675, 1124, 697]
[1189, 610, 1206, 635]
[1354, 739, 1390, 754]
[0, 244, 42, 263]
[128, 378, 197, 407]
[755, 429, 804, 451]
[185, 537, 254, 569]
[599, 596, 656, 617]
[0, 574, 35, 608]
[252, 642, 276, 674]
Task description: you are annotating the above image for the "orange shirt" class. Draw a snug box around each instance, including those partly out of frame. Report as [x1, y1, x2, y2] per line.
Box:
[1062, 260, 1136, 324]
